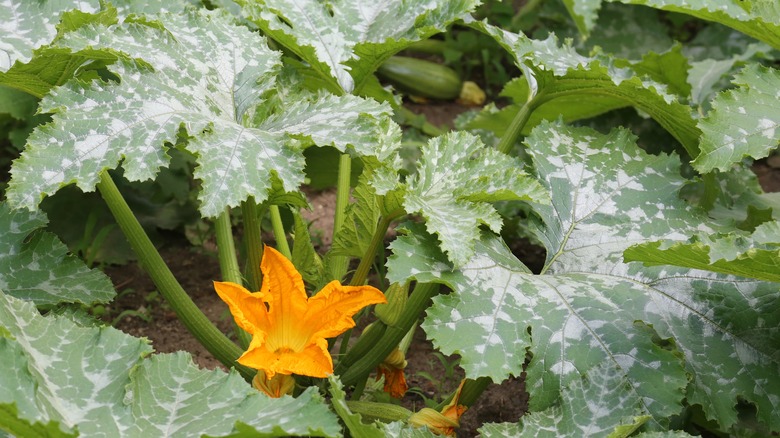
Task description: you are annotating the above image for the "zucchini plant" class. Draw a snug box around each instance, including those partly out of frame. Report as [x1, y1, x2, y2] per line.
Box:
[0, 0, 778, 436]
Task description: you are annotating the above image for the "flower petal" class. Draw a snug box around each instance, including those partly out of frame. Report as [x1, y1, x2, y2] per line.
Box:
[378, 366, 408, 398]
[261, 246, 309, 320]
[305, 281, 387, 340]
[213, 281, 269, 334]
[238, 337, 334, 378]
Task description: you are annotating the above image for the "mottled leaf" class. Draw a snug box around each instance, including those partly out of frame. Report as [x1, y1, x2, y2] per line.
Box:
[0, 202, 114, 306]
[692, 64, 780, 173]
[624, 220, 780, 282]
[565, 0, 780, 49]
[388, 121, 780, 432]
[0, 291, 341, 437]
[608, 0, 780, 50]
[576, 4, 674, 60]
[239, 0, 478, 92]
[403, 131, 549, 267]
[0, 0, 98, 73]
[7, 11, 393, 217]
[480, 365, 650, 437]
[475, 23, 701, 156]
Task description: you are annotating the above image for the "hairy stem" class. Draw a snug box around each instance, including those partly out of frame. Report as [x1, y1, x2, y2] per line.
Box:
[97, 171, 253, 380]
[214, 207, 252, 349]
[328, 153, 352, 281]
[269, 204, 291, 259]
[241, 197, 264, 291]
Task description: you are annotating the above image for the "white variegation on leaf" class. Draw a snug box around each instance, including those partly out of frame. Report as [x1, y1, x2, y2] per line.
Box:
[0, 202, 114, 306]
[624, 220, 780, 282]
[387, 121, 780, 432]
[6, 11, 394, 217]
[0, 291, 341, 437]
[479, 364, 651, 437]
[563, 0, 780, 49]
[692, 64, 780, 173]
[475, 22, 701, 156]
[403, 131, 549, 268]
[0, 0, 99, 72]
[607, 0, 780, 49]
[239, 0, 479, 93]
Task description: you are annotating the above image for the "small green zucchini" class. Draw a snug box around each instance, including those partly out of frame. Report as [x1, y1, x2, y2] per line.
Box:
[377, 56, 462, 100]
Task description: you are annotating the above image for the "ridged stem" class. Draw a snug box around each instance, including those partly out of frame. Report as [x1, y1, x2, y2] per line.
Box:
[328, 153, 352, 281]
[214, 207, 251, 349]
[269, 205, 291, 259]
[495, 95, 539, 155]
[241, 198, 264, 290]
[96, 171, 253, 380]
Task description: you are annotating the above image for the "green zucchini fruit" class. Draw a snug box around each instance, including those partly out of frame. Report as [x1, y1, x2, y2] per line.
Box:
[377, 56, 462, 100]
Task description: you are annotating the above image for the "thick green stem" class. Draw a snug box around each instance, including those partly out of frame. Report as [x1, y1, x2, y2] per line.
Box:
[214, 208, 252, 349]
[349, 213, 397, 287]
[269, 205, 291, 259]
[97, 172, 254, 380]
[338, 282, 439, 387]
[435, 377, 492, 410]
[496, 95, 538, 155]
[215, 208, 242, 284]
[241, 198, 264, 290]
[328, 153, 352, 281]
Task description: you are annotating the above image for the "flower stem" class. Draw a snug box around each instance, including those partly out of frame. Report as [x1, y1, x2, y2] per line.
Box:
[495, 95, 539, 155]
[328, 153, 352, 281]
[269, 204, 291, 259]
[241, 197, 264, 291]
[214, 207, 252, 349]
[96, 171, 254, 380]
[338, 282, 439, 387]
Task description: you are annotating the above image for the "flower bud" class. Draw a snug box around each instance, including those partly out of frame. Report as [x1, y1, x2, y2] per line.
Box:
[252, 370, 295, 398]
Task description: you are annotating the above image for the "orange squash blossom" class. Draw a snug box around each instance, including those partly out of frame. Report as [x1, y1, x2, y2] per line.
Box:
[214, 246, 386, 378]
[409, 379, 468, 436]
[377, 347, 408, 398]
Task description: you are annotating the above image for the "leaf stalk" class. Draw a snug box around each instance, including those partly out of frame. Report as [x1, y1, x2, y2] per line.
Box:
[96, 171, 254, 380]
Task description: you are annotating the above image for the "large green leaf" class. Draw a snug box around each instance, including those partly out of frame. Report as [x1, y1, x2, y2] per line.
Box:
[0, 291, 341, 437]
[238, 0, 478, 93]
[564, 0, 780, 50]
[0, 1, 193, 98]
[479, 364, 650, 437]
[0, 0, 99, 73]
[387, 121, 780, 433]
[624, 220, 780, 282]
[401, 131, 549, 268]
[683, 25, 772, 107]
[6, 11, 393, 217]
[474, 23, 700, 156]
[610, 0, 780, 50]
[692, 64, 780, 173]
[0, 202, 114, 306]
